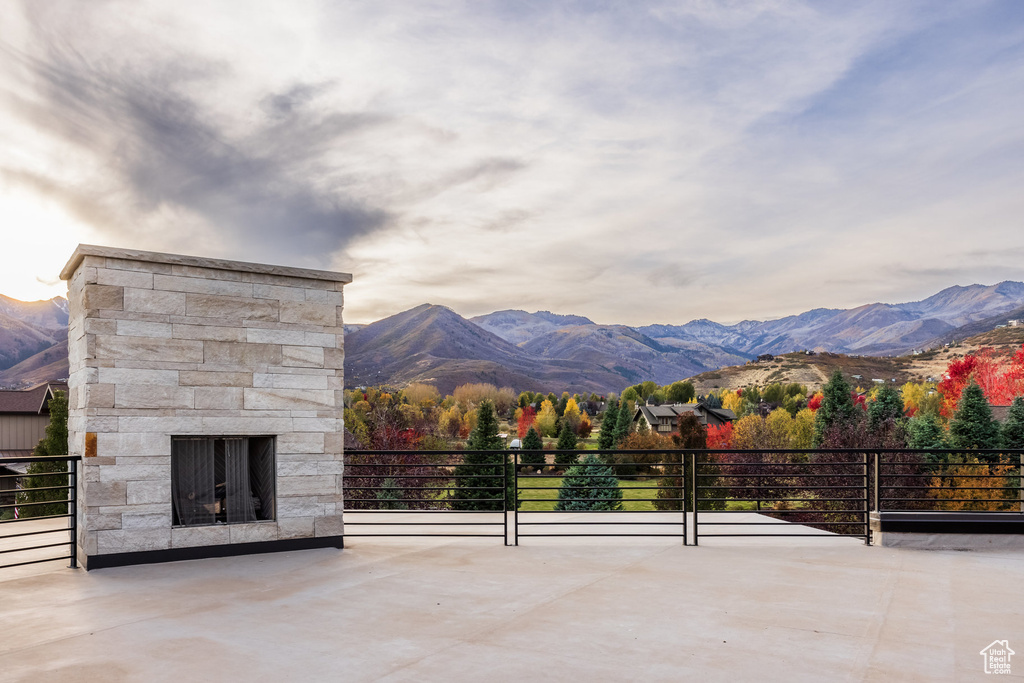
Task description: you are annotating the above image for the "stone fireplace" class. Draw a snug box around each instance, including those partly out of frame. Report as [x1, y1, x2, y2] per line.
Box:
[60, 245, 351, 569]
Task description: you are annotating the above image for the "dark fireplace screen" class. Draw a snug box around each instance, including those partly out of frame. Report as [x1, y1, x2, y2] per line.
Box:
[171, 436, 275, 526]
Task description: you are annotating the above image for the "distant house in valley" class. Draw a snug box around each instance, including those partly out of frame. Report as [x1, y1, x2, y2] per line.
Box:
[633, 402, 736, 433]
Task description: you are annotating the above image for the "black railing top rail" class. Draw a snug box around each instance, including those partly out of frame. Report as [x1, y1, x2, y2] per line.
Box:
[0, 455, 82, 464]
[346, 448, 1024, 456]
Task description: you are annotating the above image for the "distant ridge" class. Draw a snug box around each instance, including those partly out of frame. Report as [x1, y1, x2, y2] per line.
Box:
[4, 281, 1024, 392]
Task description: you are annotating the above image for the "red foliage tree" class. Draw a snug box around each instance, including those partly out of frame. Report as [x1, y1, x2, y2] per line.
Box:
[807, 392, 823, 412]
[517, 406, 537, 438]
[706, 422, 733, 449]
[938, 345, 1024, 416]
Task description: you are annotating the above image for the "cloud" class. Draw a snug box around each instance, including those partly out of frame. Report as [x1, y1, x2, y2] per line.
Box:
[2, 1, 1023, 326]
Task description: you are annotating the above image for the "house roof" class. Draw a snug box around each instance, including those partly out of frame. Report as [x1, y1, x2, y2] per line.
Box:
[0, 382, 67, 415]
[634, 403, 736, 425]
[991, 405, 1011, 423]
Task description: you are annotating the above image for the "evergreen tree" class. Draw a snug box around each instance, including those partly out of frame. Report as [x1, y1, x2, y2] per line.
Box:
[519, 426, 545, 471]
[375, 478, 408, 510]
[17, 390, 69, 518]
[700, 393, 723, 409]
[554, 422, 579, 467]
[554, 454, 623, 511]
[949, 382, 1001, 456]
[1001, 396, 1024, 449]
[907, 413, 947, 466]
[613, 400, 633, 445]
[868, 385, 904, 433]
[452, 400, 508, 510]
[814, 370, 857, 447]
[598, 399, 619, 450]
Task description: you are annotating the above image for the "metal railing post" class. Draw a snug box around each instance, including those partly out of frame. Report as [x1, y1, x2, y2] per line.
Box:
[503, 452, 509, 546]
[513, 451, 519, 546]
[69, 458, 78, 569]
[682, 451, 687, 546]
[691, 452, 699, 546]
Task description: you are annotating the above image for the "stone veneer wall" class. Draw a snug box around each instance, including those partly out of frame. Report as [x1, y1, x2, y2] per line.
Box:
[60, 245, 351, 568]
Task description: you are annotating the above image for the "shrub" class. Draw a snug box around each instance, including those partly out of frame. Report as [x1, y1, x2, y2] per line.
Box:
[555, 454, 623, 511]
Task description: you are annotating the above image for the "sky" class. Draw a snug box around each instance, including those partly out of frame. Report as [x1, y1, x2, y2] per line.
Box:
[1, 1, 1023, 326]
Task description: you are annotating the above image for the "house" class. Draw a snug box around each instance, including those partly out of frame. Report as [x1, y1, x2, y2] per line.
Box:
[0, 382, 66, 507]
[633, 402, 736, 433]
[0, 381, 65, 456]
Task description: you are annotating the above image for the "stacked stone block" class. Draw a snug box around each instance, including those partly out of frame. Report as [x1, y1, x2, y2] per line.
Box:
[60, 245, 351, 568]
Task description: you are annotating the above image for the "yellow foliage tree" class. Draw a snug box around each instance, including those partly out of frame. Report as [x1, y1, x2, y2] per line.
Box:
[730, 414, 767, 450]
[562, 398, 582, 433]
[789, 408, 816, 450]
[928, 456, 1017, 511]
[765, 409, 793, 449]
[901, 381, 943, 417]
[534, 400, 559, 437]
[438, 405, 462, 439]
[720, 390, 744, 415]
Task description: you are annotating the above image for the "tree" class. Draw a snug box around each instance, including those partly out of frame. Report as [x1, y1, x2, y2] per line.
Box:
[790, 408, 816, 450]
[519, 427, 545, 471]
[666, 380, 696, 404]
[452, 400, 508, 510]
[554, 422, 579, 467]
[562, 398, 583, 434]
[813, 371, 856, 447]
[867, 385, 904, 433]
[534, 400, 559, 437]
[577, 413, 592, 438]
[948, 382, 1001, 454]
[598, 399, 619, 450]
[516, 406, 537, 438]
[554, 454, 623, 511]
[654, 413, 703, 511]
[907, 413, 947, 467]
[613, 400, 633, 445]
[17, 390, 69, 518]
[1001, 396, 1024, 448]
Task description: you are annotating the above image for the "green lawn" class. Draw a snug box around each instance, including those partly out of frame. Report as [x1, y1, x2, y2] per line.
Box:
[515, 476, 667, 511]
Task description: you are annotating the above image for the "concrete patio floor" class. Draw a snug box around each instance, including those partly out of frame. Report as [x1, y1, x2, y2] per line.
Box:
[2, 515, 1022, 681]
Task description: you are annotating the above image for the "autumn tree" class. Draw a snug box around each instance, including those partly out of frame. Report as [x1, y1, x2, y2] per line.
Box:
[517, 405, 537, 438]
[534, 399, 559, 437]
[561, 397, 583, 434]
[790, 408, 816, 450]
[706, 422, 733, 449]
[577, 413, 593, 438]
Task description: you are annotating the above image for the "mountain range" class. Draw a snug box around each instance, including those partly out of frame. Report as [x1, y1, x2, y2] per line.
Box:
[4, 282, 1024, 393]
[0, 295, 69, 387]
